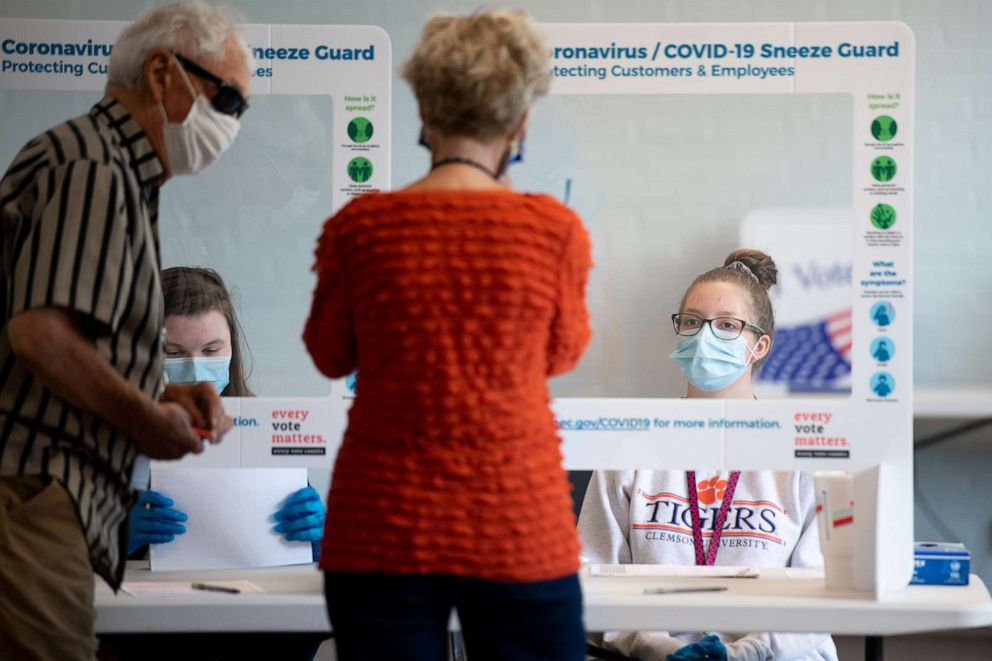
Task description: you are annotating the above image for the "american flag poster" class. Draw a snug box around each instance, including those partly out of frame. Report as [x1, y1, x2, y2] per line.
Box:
[740, 209, 853, 395]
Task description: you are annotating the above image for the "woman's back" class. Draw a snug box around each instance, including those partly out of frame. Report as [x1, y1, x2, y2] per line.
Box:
[342, 190, 583, 439]
[307, 188, 591, 581]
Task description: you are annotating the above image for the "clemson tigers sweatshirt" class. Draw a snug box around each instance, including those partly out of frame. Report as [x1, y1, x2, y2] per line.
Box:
[578, 470, 838, 661]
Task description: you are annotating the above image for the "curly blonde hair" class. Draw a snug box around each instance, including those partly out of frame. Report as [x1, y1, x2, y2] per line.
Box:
[402, 10, 551, 140]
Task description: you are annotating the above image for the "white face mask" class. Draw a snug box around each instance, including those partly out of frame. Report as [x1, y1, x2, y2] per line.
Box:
[159, 56, 240, 176]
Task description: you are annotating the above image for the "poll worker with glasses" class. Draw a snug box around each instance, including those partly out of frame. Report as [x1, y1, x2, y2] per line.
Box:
[579, 250, 838, 661]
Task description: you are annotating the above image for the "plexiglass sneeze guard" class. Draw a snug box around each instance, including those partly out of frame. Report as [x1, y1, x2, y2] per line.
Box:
[0, 18, 912, 598]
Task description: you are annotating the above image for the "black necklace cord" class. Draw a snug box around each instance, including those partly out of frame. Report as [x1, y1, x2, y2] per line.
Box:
[430, 156, 499, 181]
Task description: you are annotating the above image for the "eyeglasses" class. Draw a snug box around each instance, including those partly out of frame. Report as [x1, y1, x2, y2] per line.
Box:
[672, 312, 767, 340]
[173, 53, 249, 118]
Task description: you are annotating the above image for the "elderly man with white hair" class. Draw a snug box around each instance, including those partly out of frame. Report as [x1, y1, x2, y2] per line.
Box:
[0, 3, 251, 658]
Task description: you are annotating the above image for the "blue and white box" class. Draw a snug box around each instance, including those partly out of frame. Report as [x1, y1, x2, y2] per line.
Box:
[911, 542, 970, 586]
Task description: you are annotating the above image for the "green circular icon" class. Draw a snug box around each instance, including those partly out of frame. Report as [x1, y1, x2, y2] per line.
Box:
[870, 115, 897, 141]
[347, 117, 374, 144]
[347, 157, 373, 183]
[871, 156, 897, 182]
[870, 203, 897, 230]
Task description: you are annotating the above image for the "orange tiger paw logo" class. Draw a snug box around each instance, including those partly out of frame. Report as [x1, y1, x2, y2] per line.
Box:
[697, 476, 729, 505]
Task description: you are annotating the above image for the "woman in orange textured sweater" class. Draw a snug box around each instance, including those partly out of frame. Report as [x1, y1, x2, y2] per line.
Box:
[303, 9, 592, 661]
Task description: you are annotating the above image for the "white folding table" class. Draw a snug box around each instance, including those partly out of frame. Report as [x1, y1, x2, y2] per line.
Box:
[96, 562, 992, 660]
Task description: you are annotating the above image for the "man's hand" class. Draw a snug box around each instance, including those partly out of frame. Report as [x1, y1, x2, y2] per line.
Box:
[130, 401, 201, 459]
[6, 307, 227, 463]
[161, 382, 233, 443]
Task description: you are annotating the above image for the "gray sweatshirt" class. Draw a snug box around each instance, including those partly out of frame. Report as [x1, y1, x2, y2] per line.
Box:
[578, 470, 838, 661]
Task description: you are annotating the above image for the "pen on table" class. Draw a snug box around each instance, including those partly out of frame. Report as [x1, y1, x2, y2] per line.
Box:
[643, 586, 729, 595]
[191, 582, 240, 594]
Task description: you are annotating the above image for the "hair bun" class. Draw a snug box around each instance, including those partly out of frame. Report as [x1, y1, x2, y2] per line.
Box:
[724, 249, 777, 290]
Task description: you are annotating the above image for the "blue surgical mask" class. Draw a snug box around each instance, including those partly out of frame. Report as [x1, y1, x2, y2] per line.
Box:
[164, 356, 232, 394]
[668, 324, 757, 392]
[508, 137, 524, 164]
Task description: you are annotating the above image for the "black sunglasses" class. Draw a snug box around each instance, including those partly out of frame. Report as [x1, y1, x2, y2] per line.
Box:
[173, 52, 249, 118]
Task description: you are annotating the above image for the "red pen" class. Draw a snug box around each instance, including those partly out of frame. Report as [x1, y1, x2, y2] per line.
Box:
[192, 427, 213, 439]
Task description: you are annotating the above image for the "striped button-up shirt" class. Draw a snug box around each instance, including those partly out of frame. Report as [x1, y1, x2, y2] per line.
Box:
[0, 96, 166, 588]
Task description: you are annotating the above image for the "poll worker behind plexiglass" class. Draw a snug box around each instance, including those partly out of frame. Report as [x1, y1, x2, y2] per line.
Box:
[105, 267, 327, 661]
[128, 267, 326, 559]
[0, 3, 246, 658]
[578, 250, 838, 661]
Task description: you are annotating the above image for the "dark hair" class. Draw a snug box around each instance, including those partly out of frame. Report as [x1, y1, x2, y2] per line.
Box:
[679, 248, 778, 371]
[161, 267, 254, 396]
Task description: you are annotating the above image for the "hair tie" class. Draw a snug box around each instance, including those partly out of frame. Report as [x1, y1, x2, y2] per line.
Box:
[726, 260, 759, 284]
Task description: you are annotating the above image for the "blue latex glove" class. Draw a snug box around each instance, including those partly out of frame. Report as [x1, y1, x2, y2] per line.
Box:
[273, 487, 326, 558]
[668, 635, 728, 661]
[128, 490, 188, 555]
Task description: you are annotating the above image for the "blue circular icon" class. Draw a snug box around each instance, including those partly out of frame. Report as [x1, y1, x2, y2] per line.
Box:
[870, 337, 894, 363]
[345, 371, 358, 395]
[870, 371, 895, 398]
[870, 301, 895, 328]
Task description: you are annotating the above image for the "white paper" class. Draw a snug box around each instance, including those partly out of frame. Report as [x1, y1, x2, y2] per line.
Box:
[121, 581, 265, 596]
[589, 564, 759, 578]
[149, 467, 313, 571]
